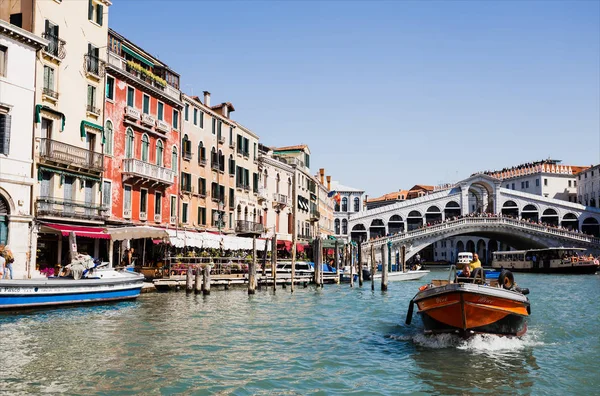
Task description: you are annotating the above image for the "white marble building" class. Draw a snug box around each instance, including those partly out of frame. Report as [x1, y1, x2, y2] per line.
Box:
[330, 180, 365, 243]
[0, 21, 47, 278]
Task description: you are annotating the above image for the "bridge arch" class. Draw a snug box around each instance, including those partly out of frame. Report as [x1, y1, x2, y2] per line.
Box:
[541, 208, 559, 226]
[463, 175, 498, 214]
[388, 214, 404, 234]
[582, 217, 600, 237]
[351, 223, 367, 242]
[425, 205, 442, 225]
[465, 240, 475, 253]
[521, 204, 539, 222]
[501, 200, 519, 217]
[444, 201, 461, 219]
[407, 210, 423, 231]
[476, 239, 487, 264]
[561, 213, 578, 230]
[369, 219, 386, 239]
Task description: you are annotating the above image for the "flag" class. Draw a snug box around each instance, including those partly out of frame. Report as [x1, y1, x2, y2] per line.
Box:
[334, 192, 341, 203]
[327, 190, 337, 198]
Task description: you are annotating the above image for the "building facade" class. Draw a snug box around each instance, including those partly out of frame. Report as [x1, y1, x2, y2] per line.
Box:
[315, 170, 334, 239]
[0, 20, 46, 278]
[577, 164, 599, 208]
[330, 180, 365, 242]
[103, 29, 182, 235]
[232, 122, 261, 236]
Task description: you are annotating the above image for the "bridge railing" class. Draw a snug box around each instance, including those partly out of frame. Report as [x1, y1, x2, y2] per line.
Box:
[365, 216, 600, 248]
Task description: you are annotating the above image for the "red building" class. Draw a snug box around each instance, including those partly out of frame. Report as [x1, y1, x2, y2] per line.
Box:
[103, 29, 182, 240]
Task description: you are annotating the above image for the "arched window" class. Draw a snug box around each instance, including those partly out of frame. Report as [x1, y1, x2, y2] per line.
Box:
[155, 140, 164, 166]
[341, 197, 348, 212]
[229, 154, 235, 175]
[218, 149, 224, 172]
[334, 219, 340, 234]
[104, 120, 113, 155]
[211, 147, 217, 169]
[0, 195, 9, 244]
[198, 142, 205, 164]
[335, 201, 340, 212]
[342, 219, 348, 234]
[141, 134, 149, 162]
[276, 173, 280, 194]
[288, 178, 292, 198]
[125, 128, 134, 158]
[353, 197, 360, 212]
[182, 135, 191, 159]
[172, 146, 178, 172]
[263, 170, 268, 189]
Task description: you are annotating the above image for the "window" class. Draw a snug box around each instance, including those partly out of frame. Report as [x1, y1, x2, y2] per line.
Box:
[127, 86, 135, 107]
[123, 185, 132, 215]
[170, 196, 177, 219]
[193, 108, 197, 125]
[141, 134, 149, 162]
[305, 153, 310, 168]
[181, 172, 192, 192]
[86, 44, 100, 75]
[229, 188, 234, 210]
[536, 179, 539, 187]
[253, 172, 259, 193]
[197, 207, 206, 225]
[511, 183, 515, 190]
[0, 45, 6, 77]
[212, 118, 216, 134]
[104, 120, 113, 155]
[354, 197, 360, 212]
[140, 189, 148, 215]
[254, 143, 257, 159]
[182, 203, 188, 223]
[106, 76, 114, 100]
[525, 181, 529, 188]
[506, 184, 509, 189]
[198, 142, 206, 163]
[173, 109, 179, 129]
[341, 197, 348, 212]
[172, 146, 178, 172]
[568, 180, 572, 188]
[0, 113, 12, 156]
[155, 192, 162, 215]
[157, 102, 164, 121]
[155, 140, 164, 166]
[182, 135, 191, 159]
[88, 0, 104, 25]
[243, 137, 249, 156]
[125, 128, 134, 158]
[102, 181, 111, 212]
[334, 219, 340, 234]
[521, 181, 525, 189]
[43, 66, 55, 95]
[342, 219, 348, 234]
[44, 20, 60, 58]
[544, 178, 548, 186]
[229, 127, 233, 145]
[86, 85, 97, 113]
[143, 94, 150, 114]
[229, 155, 235, 175]
[199, 111, 204, 128]
[217, 121, 222, 138]
[198, 177, 206, 195]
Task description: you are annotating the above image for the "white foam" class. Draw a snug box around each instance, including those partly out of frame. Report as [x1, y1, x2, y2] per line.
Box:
[409, 329, 544, 352]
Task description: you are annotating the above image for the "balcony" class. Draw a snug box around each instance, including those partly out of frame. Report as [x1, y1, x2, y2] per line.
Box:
[236, 181, 250, 191]
[298, 232, 312, 240]
[124, 106, 141, 120]
[122, 158, 175, 185]
[156, 119, 170, 133]
[154, 213, 161, 223]
[235, 220, 264, 235]
[257, 187, 268, 203]
[141, 113, 155, 127]
[39, 138, 104, 173]
[36, 197, 107, 221]
[309, 203, 320, 222]
[183, 151, 192, 161]
[139, 212, 147, 221]
[86, 104, 101, 116]
[273, 193, 288, 206]
[84, 54, 106, 79]
[41, 32, 66, 61]
[229, 141, 235, 149]
[218, 135, 226, 144]
[198, 158, 207, 166]
[42, 87, 59, 100]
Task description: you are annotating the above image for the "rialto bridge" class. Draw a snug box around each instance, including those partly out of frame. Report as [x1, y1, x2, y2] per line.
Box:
[350, 174, 600, 262]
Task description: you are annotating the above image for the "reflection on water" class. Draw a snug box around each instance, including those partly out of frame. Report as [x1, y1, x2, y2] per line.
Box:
[0, 273, 598, 394]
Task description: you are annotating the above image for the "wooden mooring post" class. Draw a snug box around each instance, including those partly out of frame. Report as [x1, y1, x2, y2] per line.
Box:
[349, 244, 354, 288]
[202, 262, 211, 295]
[381, 243, 388, 291]
[358, 241, 363, 287]
[186, 266, 194, 293]
[194, 265, 202, 294]
[68, 231, 77, 263]
[271, 234, 277, 292]
[248, 235, 257, 295]
[334, 240, 340, 284]
[401, 245, 407, 272]
[371, 244, 375, 291]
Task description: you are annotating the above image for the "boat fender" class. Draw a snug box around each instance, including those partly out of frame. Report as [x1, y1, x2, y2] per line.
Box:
[515, 286, 529, 295]
[499, 269, 515, 290]
[405, 299, 415, 325]
[419, 285, 428, 292]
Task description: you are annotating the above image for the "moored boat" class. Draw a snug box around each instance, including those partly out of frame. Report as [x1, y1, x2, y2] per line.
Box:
[406, 267, 530, 337]
[372, 269, 430, 281]
[492, 248, 599, 274]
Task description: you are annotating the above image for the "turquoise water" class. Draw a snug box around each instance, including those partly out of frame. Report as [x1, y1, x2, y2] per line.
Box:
[1, 272, 599, 395]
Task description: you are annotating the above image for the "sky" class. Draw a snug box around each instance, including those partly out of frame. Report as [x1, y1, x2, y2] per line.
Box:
[109, 0, 600, 197]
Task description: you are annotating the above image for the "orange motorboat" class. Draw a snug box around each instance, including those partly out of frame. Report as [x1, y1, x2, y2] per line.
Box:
[406, 268, 530, 337]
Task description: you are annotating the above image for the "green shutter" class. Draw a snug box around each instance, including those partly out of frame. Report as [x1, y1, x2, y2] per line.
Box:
[97, 4, 103, 25]
[88, 0, 94, 20]
[0, 114, 11, 155]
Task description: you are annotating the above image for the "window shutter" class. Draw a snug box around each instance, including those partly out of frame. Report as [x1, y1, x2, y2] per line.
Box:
[45, 19, 50, 34]
[53, 23, 59, 38]
[0, 114, 11, 155]
[97, 4, 103, 25]
[87, 43, 92, 56]
[48, 68, 54, 90]
[88, 0, 94, 20]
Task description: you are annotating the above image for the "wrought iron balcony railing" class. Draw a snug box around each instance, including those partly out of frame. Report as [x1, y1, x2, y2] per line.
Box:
[273, 193, 288, 206]
[42, 87, 59, 99]
[41, 32, 66, 60]
[39, 138, 104, 172]
[86, 104, 101, 115]
[84, 54, 106, 78]
[122, 158, 175, 185]
[235, 220, 264, 234]
[36, 197, 107, 221]
[298, 232, 312, 240]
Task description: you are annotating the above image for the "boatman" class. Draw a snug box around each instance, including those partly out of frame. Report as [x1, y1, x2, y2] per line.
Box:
[466, 253, 482, 271]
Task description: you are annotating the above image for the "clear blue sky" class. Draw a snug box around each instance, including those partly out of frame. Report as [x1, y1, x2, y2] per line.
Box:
[109, 1, 600, 197]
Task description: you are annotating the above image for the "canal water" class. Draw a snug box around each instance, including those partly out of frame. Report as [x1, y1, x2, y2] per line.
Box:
[1, 271, 599, 395]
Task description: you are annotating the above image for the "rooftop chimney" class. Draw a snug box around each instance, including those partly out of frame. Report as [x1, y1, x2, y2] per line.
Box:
[326, 175, 331, 191]
[319, 168, 325, 185]
[203, 91, 211, 107]
[221, 104, 228, 118]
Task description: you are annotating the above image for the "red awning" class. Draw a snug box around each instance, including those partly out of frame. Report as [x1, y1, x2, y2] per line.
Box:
[277, 240, 293, 250]
[42, 223, 110, 239]
[296, 243, 307, 253]
[326, 248, 334, 255]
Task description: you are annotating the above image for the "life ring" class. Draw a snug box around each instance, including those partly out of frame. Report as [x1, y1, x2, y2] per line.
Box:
[498, 269, 515, 290]
[472, 267, 486, 284]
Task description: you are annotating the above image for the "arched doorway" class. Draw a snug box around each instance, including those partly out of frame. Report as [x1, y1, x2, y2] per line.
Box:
[561, 213, 578, 230]
[540, 208, 559, 226]
[581, 217, 600, 237]
[521, 204, 539, 222]
[351, 224, 367, 242]
[388, 215, 404, 234]
[444, 201, 461, 219]
[425, 206, 442, 225]
[501, 201, 519, 217]
[407, 210, 422, 231]
[466, 240, 475, 253]
[369, 219, 386, 239]
[0, 195, 9, 245]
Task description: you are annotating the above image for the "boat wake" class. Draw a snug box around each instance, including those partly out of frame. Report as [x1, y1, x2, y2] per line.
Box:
[409, 330, 544, 352]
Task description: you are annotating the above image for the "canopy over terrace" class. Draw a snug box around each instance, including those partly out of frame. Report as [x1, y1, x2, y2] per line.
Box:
[40, 223, 110, 239]
[166, 230, 270, 251]
[105, 226, 170, 268]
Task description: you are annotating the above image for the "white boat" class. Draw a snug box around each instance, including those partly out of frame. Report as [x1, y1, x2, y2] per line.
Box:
[372, 270, 430, 281]
[0, 265, 144, 311]
[492, 247, 599, 274]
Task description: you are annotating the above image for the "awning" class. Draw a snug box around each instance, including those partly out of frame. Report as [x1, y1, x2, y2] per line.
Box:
[35, 105, 65, 131]
[277, 240, 292, 250]
[122, 45, 154, 68]
[108, 226, 169, 241]
[296, 243, 307, 253]
[41, 223, 109, 239]
[80, 120, 104, 140]
[38, 166, 100, 182]
[166, 230, 270, 251]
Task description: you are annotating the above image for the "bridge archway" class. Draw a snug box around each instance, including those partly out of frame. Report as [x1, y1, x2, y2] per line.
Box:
[541, 208, 559, 226]
[456, 240, 465, 254]
[488, 239, 499, 264]
[561, 213, 578, 230]
[581, 217, 599, 237]
[351, 224, 367, 242]
[407, 210, 423, 231]
[476, 239, 486, 264]
[444, 201, 461, 219]
[466, 240, 475, 253]
[369, 219, 386, 239]
[521, 204, 539, 222]
[388, 215, 404, 234]
[501, 200, 519, 217]
[465, 176, 497, 214]
[425, 206, 442, 225]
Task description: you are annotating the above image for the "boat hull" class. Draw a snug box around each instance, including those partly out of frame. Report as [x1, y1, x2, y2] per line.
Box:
[491, 264, 598, 274]
[413, 283, 529, 337]
[0, 272, 144, 311]
[373, 270, 430, 281]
